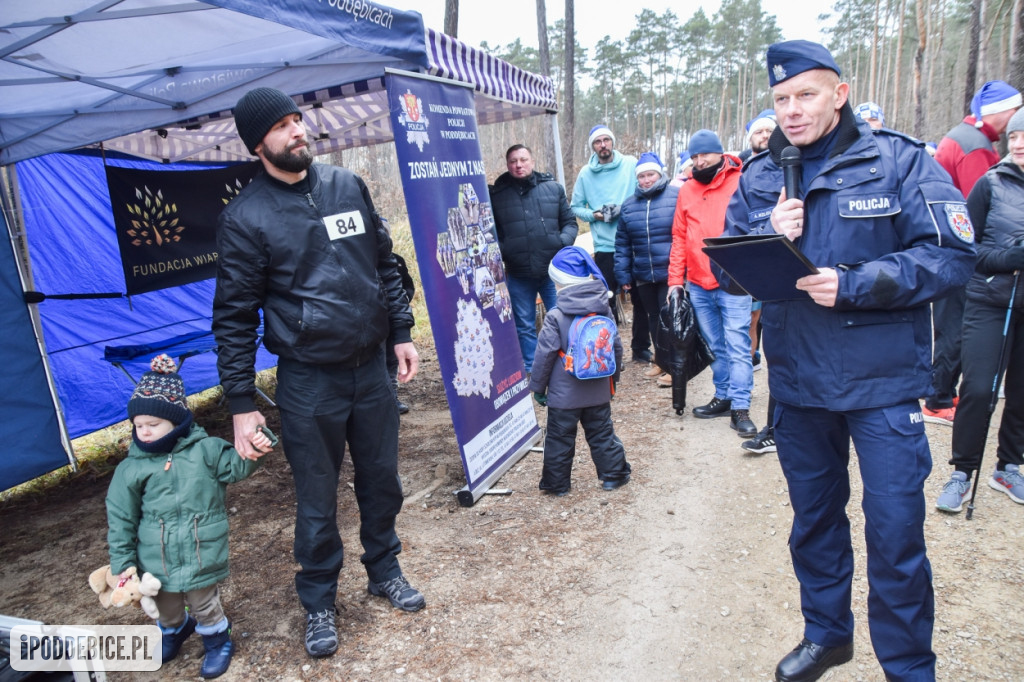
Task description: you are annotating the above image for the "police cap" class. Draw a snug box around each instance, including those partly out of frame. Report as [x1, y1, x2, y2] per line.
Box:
[766, 40, 841, 87]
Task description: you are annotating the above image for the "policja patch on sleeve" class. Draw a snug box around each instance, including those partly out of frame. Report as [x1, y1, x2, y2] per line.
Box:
[943, 203, 974, 244]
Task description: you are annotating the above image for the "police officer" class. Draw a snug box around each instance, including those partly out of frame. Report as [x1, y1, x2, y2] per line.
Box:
[725, 41, 976, 681]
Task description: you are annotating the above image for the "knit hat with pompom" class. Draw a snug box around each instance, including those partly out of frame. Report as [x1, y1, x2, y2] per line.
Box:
[127, 354, 190, 425]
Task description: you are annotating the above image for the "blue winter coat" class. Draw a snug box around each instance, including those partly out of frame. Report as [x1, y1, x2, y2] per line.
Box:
[614, 177, 678, 286]
[489, 171, 578, 279]
[725, 108, 976, 411]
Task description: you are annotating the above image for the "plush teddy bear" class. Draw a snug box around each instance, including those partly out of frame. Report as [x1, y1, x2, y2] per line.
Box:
[88, 565, 161, 619]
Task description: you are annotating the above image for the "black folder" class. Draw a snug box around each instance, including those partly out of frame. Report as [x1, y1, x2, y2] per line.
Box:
[701, 233, 819, 302]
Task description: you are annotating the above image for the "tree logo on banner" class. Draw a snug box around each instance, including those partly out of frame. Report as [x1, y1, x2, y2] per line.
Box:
[397, 89, 430, 151]
[124, 186, 183, 247]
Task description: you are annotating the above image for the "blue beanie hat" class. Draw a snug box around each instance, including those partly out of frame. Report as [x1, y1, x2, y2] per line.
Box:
[588, 124, 615, 147]
[854, 101, 885, 125]
[635, 151, 665, 177]
[766, 40, 841, 86]
[548, 246, 608, 290]
[970, 80, 1022, 128]
[688, 130, 723, 155]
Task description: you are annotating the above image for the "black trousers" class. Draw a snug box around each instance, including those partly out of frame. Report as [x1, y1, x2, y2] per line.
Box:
[927, 287, 966, 409]
[539, 403, 630, 493]
[593, 251, 621, 323]
[634, 281, 668, 362]
[275, 349, 405, 613]
[949, 299, 1024, 471]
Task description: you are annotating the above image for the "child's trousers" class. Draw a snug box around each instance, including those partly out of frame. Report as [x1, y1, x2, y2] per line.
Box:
[540, 403, 630, 493]
[154, 584, 224, 629]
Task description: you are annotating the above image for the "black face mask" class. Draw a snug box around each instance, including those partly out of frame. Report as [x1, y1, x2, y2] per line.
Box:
[691, 158, 724, 184]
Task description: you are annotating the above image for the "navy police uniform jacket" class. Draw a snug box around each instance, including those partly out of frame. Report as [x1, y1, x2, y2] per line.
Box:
[725, 107, 976, 412]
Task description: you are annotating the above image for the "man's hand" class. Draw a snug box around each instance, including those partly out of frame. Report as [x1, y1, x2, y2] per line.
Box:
[796, 267, 839, 307]
[771, 188, 805, 241]
[394, 342, 419, 383]
[233, 411, 267, 460]
[593, 210, 605, 222]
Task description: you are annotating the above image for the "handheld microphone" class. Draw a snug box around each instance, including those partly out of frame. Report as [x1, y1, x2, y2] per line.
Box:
[780, 145, 802, 201]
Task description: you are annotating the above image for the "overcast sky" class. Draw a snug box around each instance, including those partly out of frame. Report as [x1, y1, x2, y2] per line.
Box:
[391, 0, 831, 52]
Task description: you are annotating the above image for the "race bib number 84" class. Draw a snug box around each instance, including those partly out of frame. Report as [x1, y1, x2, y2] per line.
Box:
[323, 211, 366, 240]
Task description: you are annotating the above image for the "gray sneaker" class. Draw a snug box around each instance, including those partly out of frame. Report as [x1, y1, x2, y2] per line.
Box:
[936, 471, 971, 513]
[988, 464, 1024, 504]
[304, 608, 338, 658]
[368, 575, 426, 612]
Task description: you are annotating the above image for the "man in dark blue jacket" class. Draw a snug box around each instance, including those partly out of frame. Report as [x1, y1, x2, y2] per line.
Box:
[489, 144, 578, 372]
[725, 42, 976, 682]
[213, 87, 424, 661]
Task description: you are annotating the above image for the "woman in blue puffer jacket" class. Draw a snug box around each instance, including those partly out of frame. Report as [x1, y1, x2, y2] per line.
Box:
[614, 152, 679, 381]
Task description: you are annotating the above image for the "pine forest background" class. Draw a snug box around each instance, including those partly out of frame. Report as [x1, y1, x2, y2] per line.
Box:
[337, 0, 1024, 223]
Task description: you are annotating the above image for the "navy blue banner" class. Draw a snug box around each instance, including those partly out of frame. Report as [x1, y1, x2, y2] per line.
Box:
[386, 72, 540, 496]
[106, 163, 260, 295]
[206, 0, 428, 68]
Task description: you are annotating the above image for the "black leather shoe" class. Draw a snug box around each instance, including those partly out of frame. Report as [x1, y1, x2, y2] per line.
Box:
[775, 639, 853, 682]
[396, 399, 410, 415]
[602, 476, 629, 491]
[730, 409, 758, 438]
[693, 397, 732, 419]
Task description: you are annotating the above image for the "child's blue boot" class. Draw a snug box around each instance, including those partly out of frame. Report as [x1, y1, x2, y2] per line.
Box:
[159, 613, 196, 661]
[196, 618, 233, 679]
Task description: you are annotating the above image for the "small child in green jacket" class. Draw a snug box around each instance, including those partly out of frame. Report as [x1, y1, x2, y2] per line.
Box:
[105, 354, 272, 679]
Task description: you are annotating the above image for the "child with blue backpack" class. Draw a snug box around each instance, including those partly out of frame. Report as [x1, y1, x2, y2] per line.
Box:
[529, 246, 631, 495]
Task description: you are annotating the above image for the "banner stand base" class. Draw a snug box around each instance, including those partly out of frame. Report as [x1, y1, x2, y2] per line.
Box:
[454, 431, 542, 507]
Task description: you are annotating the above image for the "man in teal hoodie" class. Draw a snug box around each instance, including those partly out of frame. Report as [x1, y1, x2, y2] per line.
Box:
[571, 125, 640, 353]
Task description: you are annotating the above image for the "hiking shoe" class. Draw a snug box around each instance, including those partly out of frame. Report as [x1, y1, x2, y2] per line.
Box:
[922, 405, 955, 426]
[988, 464, 1024, 504]
[304, 608, 338, 658]
[752, 352, 762, 372]
[159, 613, 196, 662]
[730, 409, 758, 438]
[742, 425, 776, 454]
[632, 349, 653, 363]
[693, 397, 732, 418]
[602, 476, 630, 491]
[936, 471, 971, 513]
[657, 373, 672, 387]
[644, 364, 663, 378]
[368, 575, 426, 612]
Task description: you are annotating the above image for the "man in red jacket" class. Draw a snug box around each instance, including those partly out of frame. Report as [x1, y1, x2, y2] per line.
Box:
[926, 80, 1022, 426]
[667, 129, 757, 438]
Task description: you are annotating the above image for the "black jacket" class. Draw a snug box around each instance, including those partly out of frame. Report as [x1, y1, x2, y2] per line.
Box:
[489, 171, 578, 279]
[966, 161, 1024, 309]
[213, 164, 413, 413]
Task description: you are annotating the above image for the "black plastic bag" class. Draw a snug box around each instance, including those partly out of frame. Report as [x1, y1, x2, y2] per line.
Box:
[654, 288, 714, 415]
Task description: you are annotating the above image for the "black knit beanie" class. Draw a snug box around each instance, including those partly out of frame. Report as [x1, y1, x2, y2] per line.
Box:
[233, 87, 302, 155]
[127, 354, 190, 425]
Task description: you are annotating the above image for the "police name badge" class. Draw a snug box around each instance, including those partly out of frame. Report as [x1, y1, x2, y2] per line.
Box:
[943, 203, 974, 244]
[323, 211, 366, 240]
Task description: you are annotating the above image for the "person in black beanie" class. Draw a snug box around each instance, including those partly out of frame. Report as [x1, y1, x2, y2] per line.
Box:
[213, 86, 424, 660]
[106, 354, 270, 679]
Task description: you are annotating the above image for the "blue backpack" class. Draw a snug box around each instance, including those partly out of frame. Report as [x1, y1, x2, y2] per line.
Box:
[559, 313, 618, 380]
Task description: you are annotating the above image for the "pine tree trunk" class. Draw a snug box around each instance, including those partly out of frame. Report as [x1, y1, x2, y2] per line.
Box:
[563, 0, 575, 175]
[444, 0, 458, 37]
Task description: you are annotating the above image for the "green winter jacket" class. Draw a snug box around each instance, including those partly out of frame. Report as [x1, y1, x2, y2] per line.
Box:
[105, 424, 258, 593]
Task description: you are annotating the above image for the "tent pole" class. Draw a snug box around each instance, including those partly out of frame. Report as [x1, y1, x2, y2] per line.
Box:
[550, 112, 565, 188]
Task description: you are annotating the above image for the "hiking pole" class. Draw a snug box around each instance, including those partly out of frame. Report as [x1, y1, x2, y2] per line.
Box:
[966, 266, 1020, 519]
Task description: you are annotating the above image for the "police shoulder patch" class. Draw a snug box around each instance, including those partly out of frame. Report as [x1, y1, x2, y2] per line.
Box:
[944, 203, 974, 244]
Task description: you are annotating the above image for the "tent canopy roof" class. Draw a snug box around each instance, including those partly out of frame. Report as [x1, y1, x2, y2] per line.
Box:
[0, 0, 557, 165]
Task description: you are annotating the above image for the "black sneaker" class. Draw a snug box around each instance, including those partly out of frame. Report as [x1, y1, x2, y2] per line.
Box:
[632, 349, 653, 364]
[368, 575, 426, 612]
[304, 608, 338, 658]
[730, 409, 758, 438]
[742, 425, 776, 454]
[693, 397, 732, 418]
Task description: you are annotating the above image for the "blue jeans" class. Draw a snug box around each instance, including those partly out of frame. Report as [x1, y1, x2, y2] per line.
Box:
[506, 274, 557, 372]
[689, 283, 753, 409]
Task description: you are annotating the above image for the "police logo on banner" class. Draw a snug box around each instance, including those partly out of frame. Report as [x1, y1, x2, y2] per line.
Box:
[398, 89, 430, 151]
[944, 203, 974, 244]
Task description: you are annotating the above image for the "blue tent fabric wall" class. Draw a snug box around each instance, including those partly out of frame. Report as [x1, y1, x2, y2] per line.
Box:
[0, 209, 70, 489]
[17, 152, 277, 439]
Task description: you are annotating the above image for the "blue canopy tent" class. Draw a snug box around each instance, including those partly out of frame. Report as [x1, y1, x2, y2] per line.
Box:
[0, 0, 558, 490]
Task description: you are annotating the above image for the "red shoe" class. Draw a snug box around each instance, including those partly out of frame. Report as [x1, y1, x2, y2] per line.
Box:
[922, 405, 955, 426]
